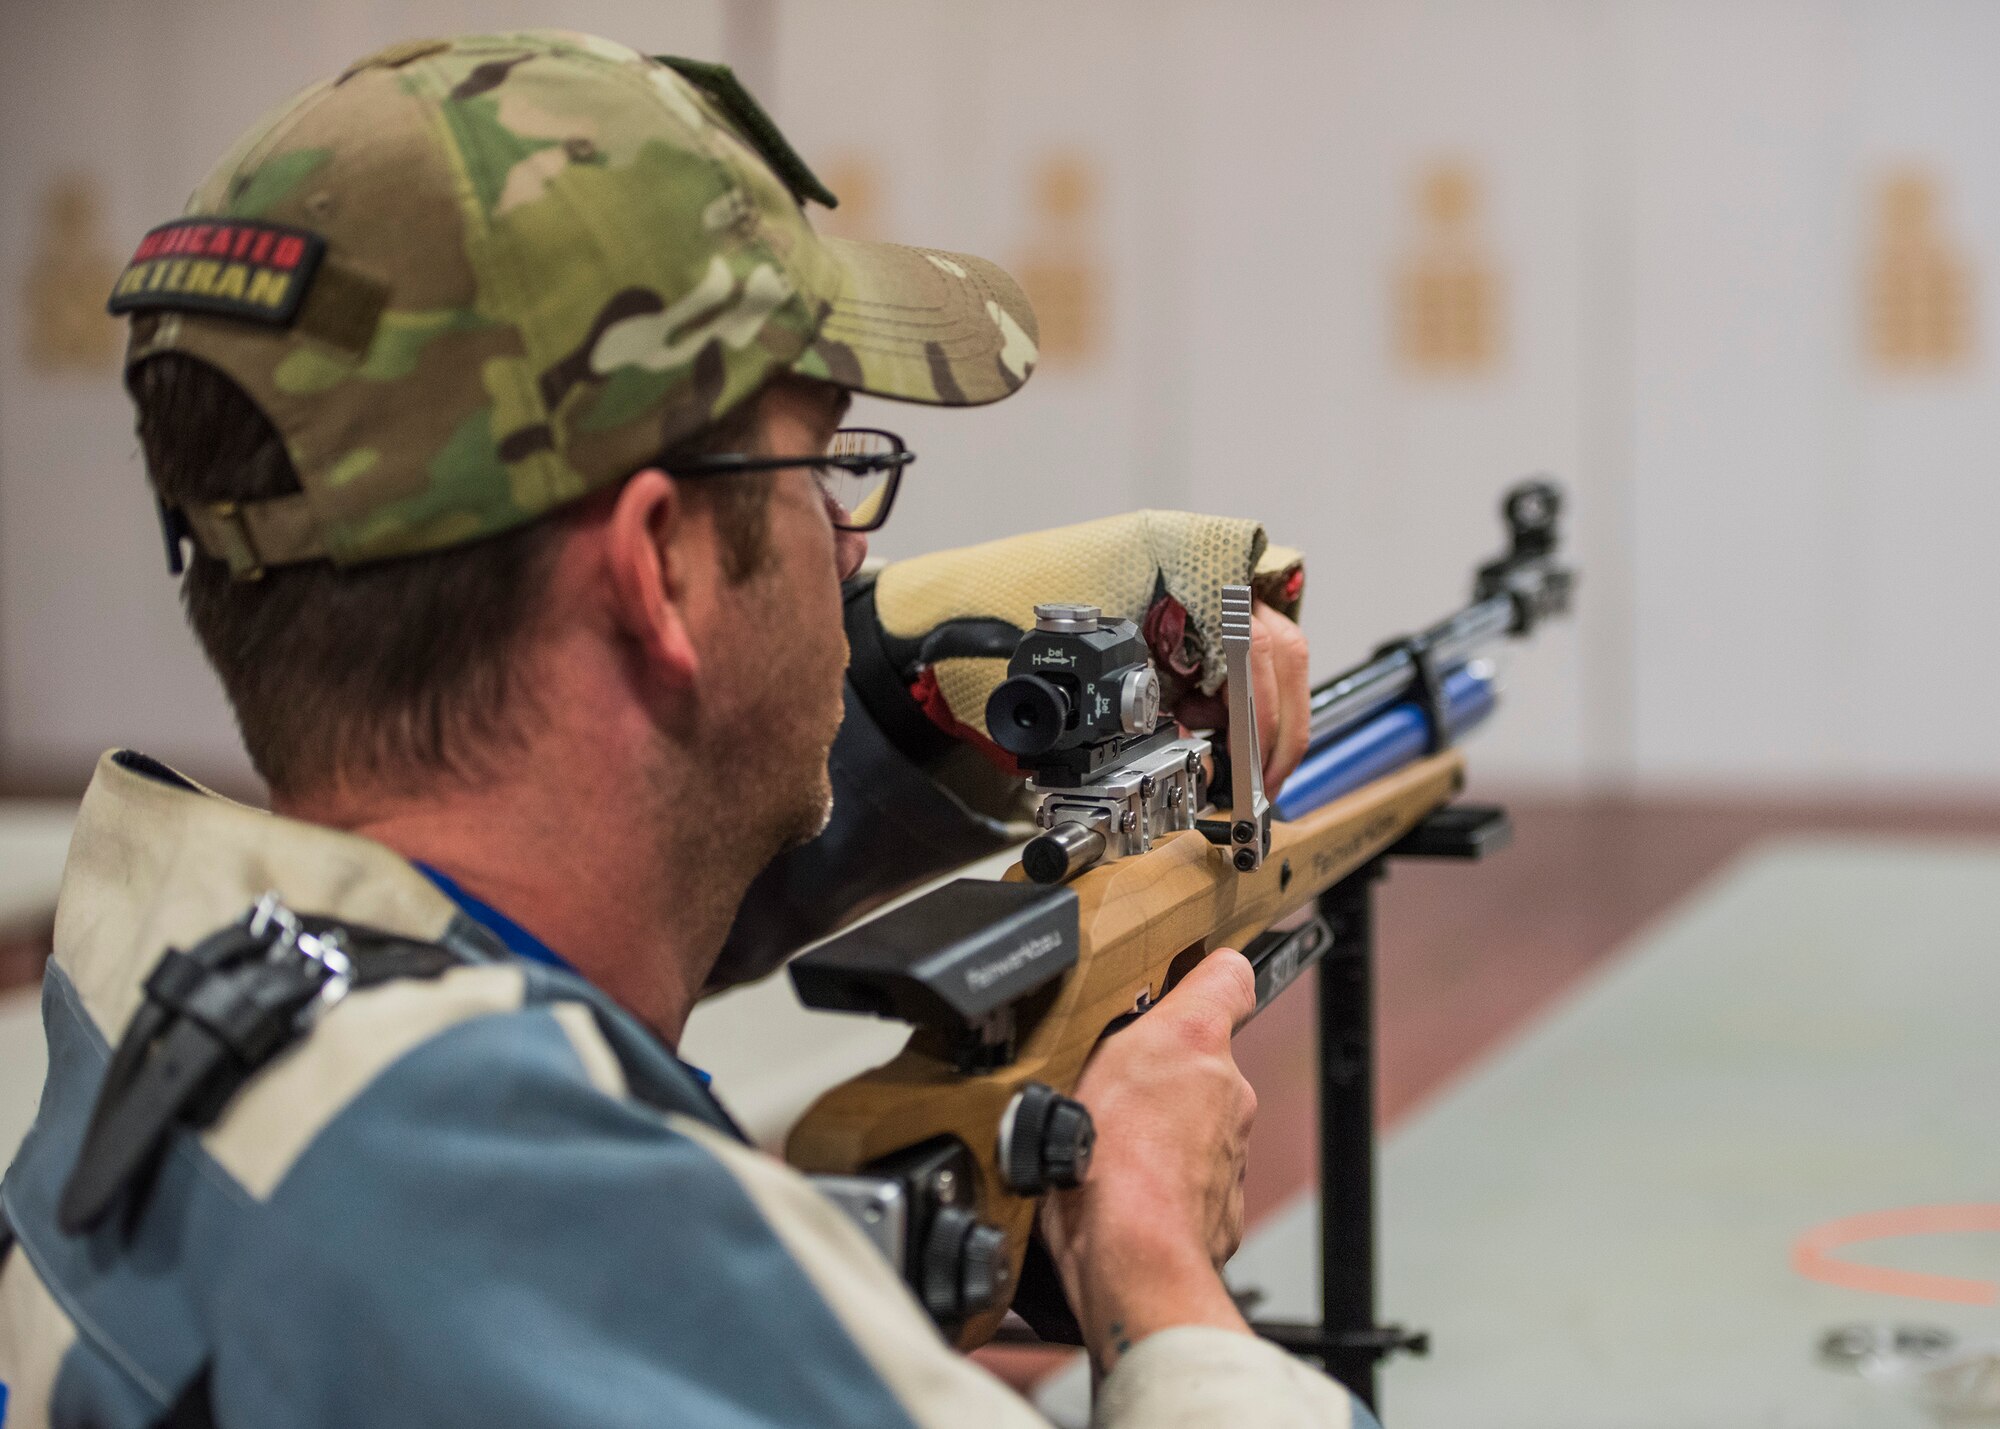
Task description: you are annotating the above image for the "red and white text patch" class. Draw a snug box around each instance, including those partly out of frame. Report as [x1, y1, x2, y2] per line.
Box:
[107, 218, 326, 326]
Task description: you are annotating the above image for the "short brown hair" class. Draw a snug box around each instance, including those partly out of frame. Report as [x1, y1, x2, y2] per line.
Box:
[133, 355, 770, 796]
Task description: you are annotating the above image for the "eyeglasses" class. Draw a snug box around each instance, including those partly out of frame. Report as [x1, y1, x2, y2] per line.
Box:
[667, 427, 913, 532]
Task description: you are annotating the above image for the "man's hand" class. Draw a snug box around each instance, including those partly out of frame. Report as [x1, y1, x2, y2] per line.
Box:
[1038, 948, 1261, 1376]
[1252, 601, 1314, 790]
[1172, 599, 1313, 790]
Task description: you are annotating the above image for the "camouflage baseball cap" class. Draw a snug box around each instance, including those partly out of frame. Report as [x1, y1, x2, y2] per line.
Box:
[113, 30, 1039, 576]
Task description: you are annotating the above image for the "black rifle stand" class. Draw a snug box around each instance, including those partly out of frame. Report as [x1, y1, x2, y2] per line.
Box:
[1249, 803, 1511, 1414]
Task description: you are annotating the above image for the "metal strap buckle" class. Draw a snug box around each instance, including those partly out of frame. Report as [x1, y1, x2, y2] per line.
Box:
[247, 893, 353, 1027]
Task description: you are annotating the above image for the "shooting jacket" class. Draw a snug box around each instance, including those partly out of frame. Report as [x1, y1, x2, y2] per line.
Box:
[0, 749, 1369, 1428]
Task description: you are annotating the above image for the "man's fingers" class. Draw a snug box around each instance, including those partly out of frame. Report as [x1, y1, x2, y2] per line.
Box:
[1164, 602, 1313, 793]
[1210, 1165, 1249, 1268]
[1252, 601, 1313, 789]
[1248, 609, 1282, 771]
[1274, 610, 1312, 783]
[1172, 946, 1259, 1033]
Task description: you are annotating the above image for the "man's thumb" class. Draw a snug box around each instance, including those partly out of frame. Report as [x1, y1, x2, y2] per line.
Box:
[1176, 946, 1258, 1032]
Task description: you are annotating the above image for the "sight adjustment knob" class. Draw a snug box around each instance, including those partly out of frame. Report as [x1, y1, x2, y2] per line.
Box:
[1000, 1081, 1098, 1194]
[1034, 603, 1102, 633]
[1118, 665, 1162, 734]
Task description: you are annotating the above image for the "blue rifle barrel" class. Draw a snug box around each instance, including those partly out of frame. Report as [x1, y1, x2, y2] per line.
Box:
[1274, 662, 1497, 820]
[1306, 595, 1514, 746]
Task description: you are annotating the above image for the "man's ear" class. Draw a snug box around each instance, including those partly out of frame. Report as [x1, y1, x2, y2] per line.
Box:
[605, 469, 702, 688]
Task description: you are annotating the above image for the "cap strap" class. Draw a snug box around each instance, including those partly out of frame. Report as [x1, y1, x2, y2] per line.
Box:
[178, 494, 325, 580]
[655, 56, 839, 210]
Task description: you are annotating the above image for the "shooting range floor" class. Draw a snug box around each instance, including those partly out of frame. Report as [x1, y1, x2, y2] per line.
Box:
[1039, 837, 2000, 1426]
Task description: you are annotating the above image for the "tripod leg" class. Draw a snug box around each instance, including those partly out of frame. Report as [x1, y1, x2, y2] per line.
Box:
[1318, 864, 1382, 1409]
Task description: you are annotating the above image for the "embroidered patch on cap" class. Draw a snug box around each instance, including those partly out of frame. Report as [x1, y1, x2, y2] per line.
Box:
[107, 219, 326, 326]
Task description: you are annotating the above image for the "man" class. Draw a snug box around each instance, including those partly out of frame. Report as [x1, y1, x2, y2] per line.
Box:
[0, 32, 1368, 1428]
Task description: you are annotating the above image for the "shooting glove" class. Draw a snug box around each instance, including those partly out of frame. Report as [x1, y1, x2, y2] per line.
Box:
[846, 510, 1305, 779]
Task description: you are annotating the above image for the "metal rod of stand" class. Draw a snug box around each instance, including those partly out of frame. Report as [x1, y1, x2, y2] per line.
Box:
[1318, 865, 1382, 1410]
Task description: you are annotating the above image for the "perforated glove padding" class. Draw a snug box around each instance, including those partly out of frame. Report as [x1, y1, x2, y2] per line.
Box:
[860, 510, 1304, 767]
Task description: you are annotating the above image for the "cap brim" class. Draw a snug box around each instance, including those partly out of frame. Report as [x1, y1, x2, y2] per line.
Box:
[791, 235, 1039, 406]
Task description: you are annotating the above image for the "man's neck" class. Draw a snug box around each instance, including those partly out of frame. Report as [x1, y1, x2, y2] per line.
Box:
[275, 744, 753, 1047]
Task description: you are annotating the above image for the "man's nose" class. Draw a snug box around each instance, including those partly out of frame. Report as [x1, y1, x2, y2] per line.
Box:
[835, 528, 869, 582]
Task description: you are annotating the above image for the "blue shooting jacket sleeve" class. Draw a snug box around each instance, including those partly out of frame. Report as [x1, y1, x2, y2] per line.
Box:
[203, 1007, 932, 1428]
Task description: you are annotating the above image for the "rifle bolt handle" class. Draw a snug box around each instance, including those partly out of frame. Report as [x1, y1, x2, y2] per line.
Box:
[1023, 821, 1106, 884]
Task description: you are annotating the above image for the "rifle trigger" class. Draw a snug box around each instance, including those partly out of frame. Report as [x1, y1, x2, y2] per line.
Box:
[1100, 987, 1155, 1038]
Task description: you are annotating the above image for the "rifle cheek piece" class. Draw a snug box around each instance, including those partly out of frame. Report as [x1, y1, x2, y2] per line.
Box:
[789, 879, 1079, 1071]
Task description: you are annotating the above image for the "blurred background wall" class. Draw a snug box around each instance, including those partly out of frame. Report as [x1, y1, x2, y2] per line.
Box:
[3, 0, 1995, 800]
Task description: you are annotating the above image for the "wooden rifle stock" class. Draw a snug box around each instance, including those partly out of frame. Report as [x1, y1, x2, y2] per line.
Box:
[788, 479, 1568, 1349]
[785, 747, 1466, 1349]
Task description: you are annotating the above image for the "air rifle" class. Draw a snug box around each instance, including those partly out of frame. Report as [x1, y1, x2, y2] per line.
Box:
[785, 480, 1575, 1349]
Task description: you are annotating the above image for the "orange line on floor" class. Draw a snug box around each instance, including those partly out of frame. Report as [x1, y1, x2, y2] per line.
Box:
[1792, 1204, 2000, 1305]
